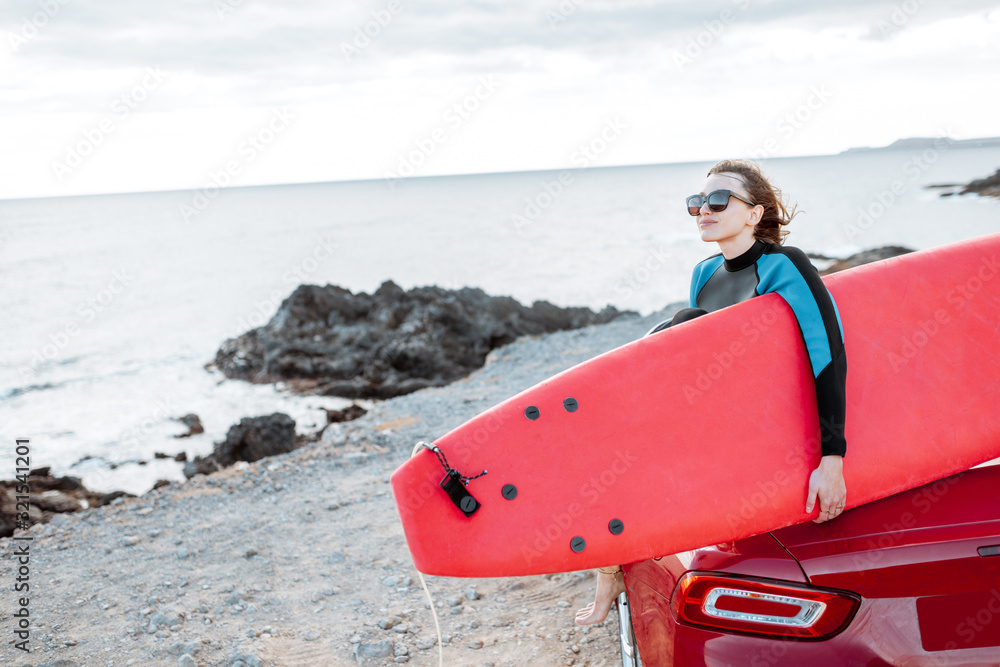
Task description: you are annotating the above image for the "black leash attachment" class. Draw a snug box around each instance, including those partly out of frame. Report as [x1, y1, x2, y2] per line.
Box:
[414, 442, 487, 518]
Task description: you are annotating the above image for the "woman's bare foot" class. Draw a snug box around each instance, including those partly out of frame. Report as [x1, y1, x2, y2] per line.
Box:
[575, 567, 626, 626]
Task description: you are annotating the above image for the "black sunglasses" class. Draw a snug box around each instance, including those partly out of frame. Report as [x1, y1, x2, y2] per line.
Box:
[685, 189, 756, 216]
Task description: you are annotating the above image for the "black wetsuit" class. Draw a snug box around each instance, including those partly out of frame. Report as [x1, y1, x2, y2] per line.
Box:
[652, 240, 847, 457]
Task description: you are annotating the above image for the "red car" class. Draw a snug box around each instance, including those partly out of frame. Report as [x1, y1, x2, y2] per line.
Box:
[616, 462, 1000, 666]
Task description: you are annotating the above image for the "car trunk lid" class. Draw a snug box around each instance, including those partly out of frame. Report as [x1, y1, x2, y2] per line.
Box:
[770, 465, 1000, 651]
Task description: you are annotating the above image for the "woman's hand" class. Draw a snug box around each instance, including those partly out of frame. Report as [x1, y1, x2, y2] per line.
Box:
[806, 455, 846, 523]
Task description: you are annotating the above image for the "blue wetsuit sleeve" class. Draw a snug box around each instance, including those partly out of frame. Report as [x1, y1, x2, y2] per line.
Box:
[757, 248, 847, 457]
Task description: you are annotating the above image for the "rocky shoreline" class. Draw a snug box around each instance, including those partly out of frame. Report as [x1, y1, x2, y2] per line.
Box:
[211, 281, 629, 400]
[0, 246, 916, 666]
[928, 166, 1000, 198]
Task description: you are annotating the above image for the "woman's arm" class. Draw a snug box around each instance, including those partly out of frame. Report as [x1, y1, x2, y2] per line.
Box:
[756, 245, 848, 521]
[756, 246, 847, 457]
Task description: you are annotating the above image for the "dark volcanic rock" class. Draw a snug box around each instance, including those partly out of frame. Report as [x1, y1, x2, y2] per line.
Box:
[0, 467, 134, 537]
[183, 413, 297, 478]
[929, 167, 1000, 198]
[215, 413, 296, 465]
[181, 456, 221, 479]
[214, 281, 629, 399]
[325, 404, 367, 424]
[172, 413, 204, 438]
[958, 168, 1000, 197]
[810, 246, 914, 275]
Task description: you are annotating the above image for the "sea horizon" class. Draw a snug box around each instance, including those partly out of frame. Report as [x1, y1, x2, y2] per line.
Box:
[6, 135, 999, 203]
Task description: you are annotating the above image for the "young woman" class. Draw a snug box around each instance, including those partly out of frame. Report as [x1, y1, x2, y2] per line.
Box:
[575, 159, 848, 626]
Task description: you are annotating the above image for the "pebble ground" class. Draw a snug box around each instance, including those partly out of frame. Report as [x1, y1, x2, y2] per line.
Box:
[0, 306, 678, 666]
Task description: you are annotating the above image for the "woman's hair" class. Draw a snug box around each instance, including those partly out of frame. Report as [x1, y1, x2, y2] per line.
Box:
[706, 159, 798, 244]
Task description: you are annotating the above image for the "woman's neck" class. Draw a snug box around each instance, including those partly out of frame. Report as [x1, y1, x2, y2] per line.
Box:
[717, 233, 757, 259]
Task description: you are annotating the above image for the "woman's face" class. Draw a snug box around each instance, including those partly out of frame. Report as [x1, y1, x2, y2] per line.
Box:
[693, 172, 761, 247]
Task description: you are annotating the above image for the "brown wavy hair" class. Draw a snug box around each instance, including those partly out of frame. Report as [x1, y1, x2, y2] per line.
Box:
[706, 159, 798, 244]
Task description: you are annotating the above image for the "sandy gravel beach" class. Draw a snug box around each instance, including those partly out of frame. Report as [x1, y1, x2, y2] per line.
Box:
[1, 306, 678, 667]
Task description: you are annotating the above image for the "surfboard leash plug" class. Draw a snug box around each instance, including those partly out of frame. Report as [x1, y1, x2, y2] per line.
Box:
[412, 441, 487, 518]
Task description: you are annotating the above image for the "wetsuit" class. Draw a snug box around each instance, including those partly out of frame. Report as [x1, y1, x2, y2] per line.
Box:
[652, 239, 847, 457]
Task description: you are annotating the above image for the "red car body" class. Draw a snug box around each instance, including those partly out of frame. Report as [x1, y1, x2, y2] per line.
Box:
[621, 463, 1000, 666]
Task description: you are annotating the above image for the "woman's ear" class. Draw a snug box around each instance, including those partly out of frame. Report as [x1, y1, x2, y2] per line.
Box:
[748, 204, 764, 227]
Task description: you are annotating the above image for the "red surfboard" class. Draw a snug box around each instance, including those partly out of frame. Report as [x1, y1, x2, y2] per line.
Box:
[391, 233, 1000, 577]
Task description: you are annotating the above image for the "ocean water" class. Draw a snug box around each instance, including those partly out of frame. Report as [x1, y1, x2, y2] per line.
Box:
[2, 146, 999, 494]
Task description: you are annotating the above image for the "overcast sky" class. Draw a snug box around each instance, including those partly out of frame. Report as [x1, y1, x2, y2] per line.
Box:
[2, 0, 998, 199]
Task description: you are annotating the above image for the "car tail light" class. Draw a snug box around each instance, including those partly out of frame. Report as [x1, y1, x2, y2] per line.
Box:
[670, 572, 860, 640]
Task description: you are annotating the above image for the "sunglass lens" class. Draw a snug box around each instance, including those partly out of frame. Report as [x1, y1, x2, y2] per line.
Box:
[686, 195, 704, 216]
[707, 190, 730, 212]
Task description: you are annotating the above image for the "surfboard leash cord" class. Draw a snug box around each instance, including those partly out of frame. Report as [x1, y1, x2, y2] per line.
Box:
[412, 440, 488, 484]
[410, 441, 447, 667]
[416, 569, 444, 667]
